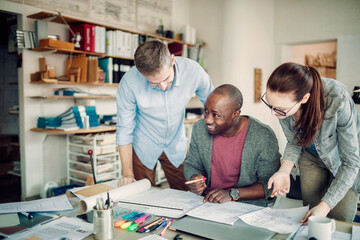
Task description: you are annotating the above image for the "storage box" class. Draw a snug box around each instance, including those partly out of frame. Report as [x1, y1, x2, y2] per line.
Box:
[39, 39, 75, 51]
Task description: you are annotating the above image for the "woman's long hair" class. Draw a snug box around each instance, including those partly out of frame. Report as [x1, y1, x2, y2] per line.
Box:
[267, 62, 325, 146]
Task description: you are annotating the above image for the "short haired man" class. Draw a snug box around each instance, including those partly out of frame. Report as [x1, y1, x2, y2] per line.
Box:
[116, 40, 213, 190]
[184, 84, 281, 206]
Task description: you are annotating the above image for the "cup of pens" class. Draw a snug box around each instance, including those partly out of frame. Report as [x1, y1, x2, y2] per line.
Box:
[93, 197, 114, 240]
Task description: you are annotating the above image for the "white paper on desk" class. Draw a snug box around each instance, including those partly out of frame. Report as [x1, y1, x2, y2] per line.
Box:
[239, 205, 309, 234]
[352, 225, 360, 240]
[138, 235, 168, 240]
[0, 213, 20, 227]
[79, 178, 151, 212]
[123, 188, 204, 218]
[9, 216, 93, 240]
[0, 195, 73, 214]
[186, 201, 263, 225]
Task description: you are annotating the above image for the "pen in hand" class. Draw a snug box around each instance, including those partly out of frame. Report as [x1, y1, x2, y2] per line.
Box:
[185, 177, 207, 185]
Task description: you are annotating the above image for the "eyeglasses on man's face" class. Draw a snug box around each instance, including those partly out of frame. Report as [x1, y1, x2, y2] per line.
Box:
[261, 92, 299, 116]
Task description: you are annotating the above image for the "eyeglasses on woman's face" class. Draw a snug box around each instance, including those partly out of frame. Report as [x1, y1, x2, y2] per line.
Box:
[261, 92, 300, 116]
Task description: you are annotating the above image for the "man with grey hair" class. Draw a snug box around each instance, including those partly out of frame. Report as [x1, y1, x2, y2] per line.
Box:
[184, 84, 280, 206]
[116, 40, 213, 190]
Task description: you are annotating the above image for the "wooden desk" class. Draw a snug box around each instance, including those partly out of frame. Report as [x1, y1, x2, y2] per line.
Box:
[81, 219, 359, 240]
[63, 193, 359, 240]
[271, 220, 359, 240]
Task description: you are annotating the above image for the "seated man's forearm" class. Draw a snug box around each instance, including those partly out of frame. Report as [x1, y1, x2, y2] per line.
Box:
[237, 182, 265, 200]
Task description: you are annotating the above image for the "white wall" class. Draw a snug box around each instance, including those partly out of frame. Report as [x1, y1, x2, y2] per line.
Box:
[185, 0, 284, 150]
[337, 34, 360, 93]
[274, 0, 360, 91]
[275, 0, 360, 44]
[274, 0, 360, 153]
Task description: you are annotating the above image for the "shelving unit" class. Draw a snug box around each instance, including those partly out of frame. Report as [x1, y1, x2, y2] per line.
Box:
[27, 11, 194, 47]
[30, 95, 115, 100]
[26, 10, 201, 188]
[30, 46, 135, 60]
[67, 133, 120, 185]
[30, 125, 116, 134]
[30, 80, 119, 86]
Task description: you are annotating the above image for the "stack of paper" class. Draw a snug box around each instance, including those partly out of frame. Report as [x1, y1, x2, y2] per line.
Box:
[37, 105, 99, 130]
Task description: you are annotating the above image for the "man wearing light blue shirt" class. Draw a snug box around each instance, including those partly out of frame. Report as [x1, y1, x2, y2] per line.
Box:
[116, 40, 213, 190]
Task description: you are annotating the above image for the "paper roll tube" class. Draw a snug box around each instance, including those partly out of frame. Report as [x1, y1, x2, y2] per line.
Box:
[79, 179, 151, 213]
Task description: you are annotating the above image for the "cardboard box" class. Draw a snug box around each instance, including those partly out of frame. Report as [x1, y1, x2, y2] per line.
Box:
[39, 39, 75, 51]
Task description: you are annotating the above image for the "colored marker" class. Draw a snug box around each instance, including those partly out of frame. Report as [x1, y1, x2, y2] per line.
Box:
[137, 217, 164, 233]
[135, 214, 151, 223]
[146, 218, 167, 233]
[154, 219, 168, 234]
[127, 223, 139, 232]
[160, 219, 173, 236]
[185, 177, 207, 185]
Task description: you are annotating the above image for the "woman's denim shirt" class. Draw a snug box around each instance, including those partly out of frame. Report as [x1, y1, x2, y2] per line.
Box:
[279, 78, 360, 208]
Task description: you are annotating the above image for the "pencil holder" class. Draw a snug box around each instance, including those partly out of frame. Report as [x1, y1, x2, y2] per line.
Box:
[93, 208, 114, 240]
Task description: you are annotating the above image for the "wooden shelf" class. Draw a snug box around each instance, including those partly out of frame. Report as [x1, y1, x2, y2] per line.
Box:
[30, 125, 116, 134]
[29, 46, 135, 60]
[27, 11, 195, 47]
[30, 95, 116, 99]
[30, 80, 118, 86]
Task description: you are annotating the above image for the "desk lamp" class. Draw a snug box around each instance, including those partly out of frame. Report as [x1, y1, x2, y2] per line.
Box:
[58, 12, 82, 48]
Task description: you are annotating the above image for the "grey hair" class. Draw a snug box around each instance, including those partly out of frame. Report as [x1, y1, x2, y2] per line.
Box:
[134, 40, 172, 75]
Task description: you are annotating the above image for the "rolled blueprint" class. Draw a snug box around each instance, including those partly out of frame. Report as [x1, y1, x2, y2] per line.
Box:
[79, 179, 151, 213]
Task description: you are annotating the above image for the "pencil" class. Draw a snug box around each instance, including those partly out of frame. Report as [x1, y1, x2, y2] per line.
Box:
[159, 219, 173, 236]
[184, 177, 207, 185]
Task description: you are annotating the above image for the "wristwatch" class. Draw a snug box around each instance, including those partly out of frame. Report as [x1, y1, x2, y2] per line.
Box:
[229, 188, 240, 201]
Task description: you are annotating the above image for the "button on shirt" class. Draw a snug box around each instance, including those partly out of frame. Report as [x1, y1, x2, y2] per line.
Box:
[116, 57, 213, 170]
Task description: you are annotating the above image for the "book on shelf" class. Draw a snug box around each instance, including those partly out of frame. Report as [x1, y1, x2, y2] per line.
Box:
[37, 106, 99, 130]
[106, 30, 113, 55]
[112, 58, 134, 83]
[98, 57, 113, 83]
[94, 26, 106, 53]
[112, 58, 120, 83]
[87, 56, 99, 83]
[17, 30, 36, 49]
[69, 23, 94, 52]
[131, 34, 139, 57]
[54, 88, 95, 97]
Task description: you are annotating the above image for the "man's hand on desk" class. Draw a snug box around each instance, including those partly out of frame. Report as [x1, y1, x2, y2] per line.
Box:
[117, 176, 137, 187]
[187, 174, 207, 195]
[300, 201, 331, 223]
[203, 189, 232, 203]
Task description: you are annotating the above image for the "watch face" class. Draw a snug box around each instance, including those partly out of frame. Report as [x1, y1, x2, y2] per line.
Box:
[230, 189, 240, 200]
